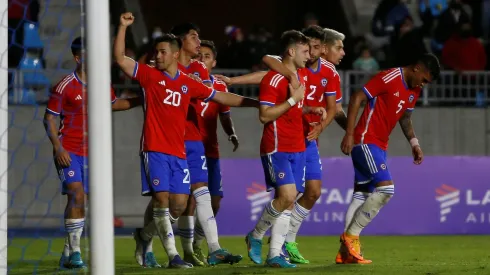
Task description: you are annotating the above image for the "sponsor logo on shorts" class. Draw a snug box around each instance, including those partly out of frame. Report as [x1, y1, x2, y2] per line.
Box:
[278, 172, 285, 179]
[380, 164, 386, 170]
[153, 179, 160, 186]
[68, 171, 75, 177]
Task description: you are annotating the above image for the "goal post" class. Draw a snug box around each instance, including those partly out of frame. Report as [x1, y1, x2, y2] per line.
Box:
[0, 0, 8, 274]
[86, 0, 115, 274]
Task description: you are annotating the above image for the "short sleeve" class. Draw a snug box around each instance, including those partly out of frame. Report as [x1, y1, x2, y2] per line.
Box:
[110, 86, 117, 104]
[406, 91, 420, 112]
[325, 73, 342, 103]
[46, 86, 63, 116]
[362, 73, 386, 99]
[197, 64, 212, 85]
[259, 75, 280, 106]
[132, 62, 154, 87]
[189, 78, 215, 102]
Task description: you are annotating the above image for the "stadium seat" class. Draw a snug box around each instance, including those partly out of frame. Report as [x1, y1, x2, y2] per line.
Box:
[19, 55, 50, 87]
[23, 22, 44, 49]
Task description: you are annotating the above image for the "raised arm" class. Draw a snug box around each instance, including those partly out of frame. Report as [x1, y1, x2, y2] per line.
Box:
[114, 12, 137, 77]
[211, 92, 259, 108]
[215, 71, 268, 86]
[262, 55, 300, 88]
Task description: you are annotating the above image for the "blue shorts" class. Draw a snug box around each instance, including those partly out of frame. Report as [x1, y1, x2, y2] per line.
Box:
[140, 151, 191, 195]
[305, 139, 322, 181]
[260, 152, 306, 193]
[206, 157, 223, 197]
[185, 141, 209, 185]
[351, 144, 392, 192]
[56, 153, 88, 195]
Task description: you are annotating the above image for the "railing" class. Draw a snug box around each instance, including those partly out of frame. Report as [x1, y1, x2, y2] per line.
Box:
[8, 69, 490, 107]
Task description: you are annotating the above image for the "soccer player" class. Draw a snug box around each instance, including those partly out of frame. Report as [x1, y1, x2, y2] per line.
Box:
[217, 26, 347, 264]
[168, 23, 243, 266]
[44, 37, 141, 269]
[191, 40, 240, 262]
[245, 30, 326, 268]
[114, 13, 256, 268]
[338, 53, 440, 263]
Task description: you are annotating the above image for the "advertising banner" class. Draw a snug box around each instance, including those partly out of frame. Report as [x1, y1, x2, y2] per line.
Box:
[217, 157, 490, 235]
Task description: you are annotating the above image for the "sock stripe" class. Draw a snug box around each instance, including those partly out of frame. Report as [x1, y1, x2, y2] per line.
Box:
[194, 189, 210, 198]
[352, 193, 367, 201]
[293, 203, 310, 218]
[195, 225, 205, 236]
[377, 186, 395, 195]
[265, 201, 281, 217]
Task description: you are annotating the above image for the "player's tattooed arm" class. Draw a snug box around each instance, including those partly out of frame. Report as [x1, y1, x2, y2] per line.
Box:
[114, 13, 137, 77]
[399, 111, 416, 141]
[341, 90, 367, 155]
[262, 55, 300, 89]
[215, 71, 268, 86]
[334, 103, 348, 130]
[43, 112, 72, 167]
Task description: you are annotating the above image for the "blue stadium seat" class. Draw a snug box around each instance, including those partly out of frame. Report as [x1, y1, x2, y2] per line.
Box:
[23, 22, 44, 49]
[19, 56, 50, 87]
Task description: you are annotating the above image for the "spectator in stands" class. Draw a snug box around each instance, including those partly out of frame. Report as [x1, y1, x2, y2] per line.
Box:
[391, 16, 428, 66]
[419, 0, 449, 35]
[372, 0, 411, 37]
[8, 0, 40, 68]
[431, 0, 471, 55]
[352, 46, 380, 73]
[442, 21, 487, 72]
[217, 25, 252, 69]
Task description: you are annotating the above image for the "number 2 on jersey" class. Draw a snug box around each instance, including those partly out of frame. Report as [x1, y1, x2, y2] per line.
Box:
[396, 100, 405, 114]
[164, 89, 181, 106]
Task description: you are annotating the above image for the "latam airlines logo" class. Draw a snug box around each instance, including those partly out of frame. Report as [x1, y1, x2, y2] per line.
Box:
[246, 183, 272, 221]
[435, 184, 460, 222]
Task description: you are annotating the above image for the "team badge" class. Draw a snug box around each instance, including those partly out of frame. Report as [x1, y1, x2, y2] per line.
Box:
[321, 78, 328, 87]
[68, 171, 75, 177]
[181, 85, 188, 94]
[408, 94, 414, 103]
[380, 164, 387, 170]
[153, 179, 160, 186]
[278, 172, 285, 179]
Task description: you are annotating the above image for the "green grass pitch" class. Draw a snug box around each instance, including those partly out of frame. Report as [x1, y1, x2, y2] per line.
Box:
[8, 235, 490, 274]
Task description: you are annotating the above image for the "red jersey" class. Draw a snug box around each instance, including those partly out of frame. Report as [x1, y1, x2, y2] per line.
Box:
[354, 68, 420, 150]
[199, 75, 231, 158]
[132, 62, 215, 159]
[302, 58, 343, 135]
[259, 70, 307, 154]
[178, 60, 212, 141]
[46, 72, 117, 156]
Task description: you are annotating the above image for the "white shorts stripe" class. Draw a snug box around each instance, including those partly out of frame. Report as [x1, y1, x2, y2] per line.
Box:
[361, 144, 378, 174]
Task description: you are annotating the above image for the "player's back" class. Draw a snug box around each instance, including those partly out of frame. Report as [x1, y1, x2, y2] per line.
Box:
[133, 62, 214, 158]
[178, 59, 212, 142]
[354, 67, 421, 150]
[259, 70, 306, 154]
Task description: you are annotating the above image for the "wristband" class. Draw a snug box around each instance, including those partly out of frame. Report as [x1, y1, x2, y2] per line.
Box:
[410, 138, 420, 148]
[287, 97, 296, 106]
[228, 134, 237, 141]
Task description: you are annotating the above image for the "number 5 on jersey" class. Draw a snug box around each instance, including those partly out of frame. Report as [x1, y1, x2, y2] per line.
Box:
[164, 89, 181, 106]
[396, 100, 405, 114]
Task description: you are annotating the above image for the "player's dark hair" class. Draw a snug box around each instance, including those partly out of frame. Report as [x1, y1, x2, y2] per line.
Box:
[200, 40, 217, 59]
[153, 33, 182, 52]
[416, 53, 440, 81]
[279, 30, 309, 54]
[301, 25, 325, 41]
[170, 22, 200, 38]
[71, 36, 83, 56]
